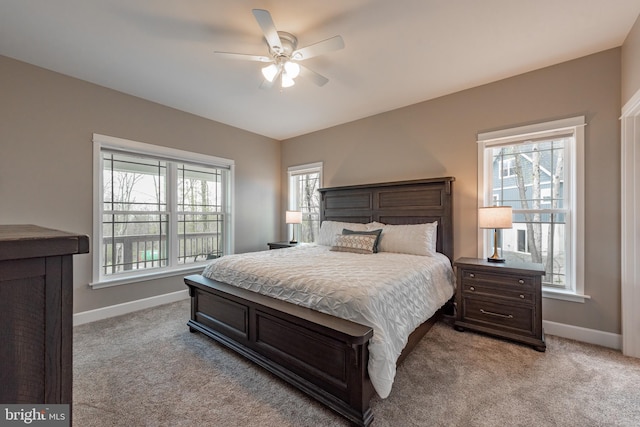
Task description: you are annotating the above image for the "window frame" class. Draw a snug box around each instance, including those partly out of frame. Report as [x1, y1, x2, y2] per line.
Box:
[287, 162, 323, 243]
[92, 134, 235, 288]
[477, 117, 588, 303]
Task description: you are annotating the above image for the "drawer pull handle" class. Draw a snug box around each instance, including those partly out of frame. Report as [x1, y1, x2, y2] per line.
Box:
[470, 286, 475, 291]
[518, 279, 525, 284]
[480, 309, 514, 319]
[520, 294, 525, 299]
[469, 273, 475, 278]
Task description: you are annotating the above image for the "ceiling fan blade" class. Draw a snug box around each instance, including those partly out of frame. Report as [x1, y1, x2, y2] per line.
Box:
[292, 35, 344, 61]
[299, 65, 329, 87]
[252, 9, 282, 53]
[214, 51, 271, 62]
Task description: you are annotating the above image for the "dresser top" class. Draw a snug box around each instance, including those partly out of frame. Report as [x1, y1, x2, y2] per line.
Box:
[0, 225, 90, 260]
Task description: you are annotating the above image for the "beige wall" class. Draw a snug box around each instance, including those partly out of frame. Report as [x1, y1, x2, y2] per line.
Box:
[282, 48, 622, 334]
[1, 42, 628, 333]
[622, 14, 640, 106]
[0, 55, 281, 313]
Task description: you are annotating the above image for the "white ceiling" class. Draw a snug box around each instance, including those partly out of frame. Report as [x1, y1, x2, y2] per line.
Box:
[2, 1, 639, 140]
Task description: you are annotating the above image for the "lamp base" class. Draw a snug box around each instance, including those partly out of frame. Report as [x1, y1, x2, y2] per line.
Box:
[289, 240, 298, 244]
[487, 257, 505, 263]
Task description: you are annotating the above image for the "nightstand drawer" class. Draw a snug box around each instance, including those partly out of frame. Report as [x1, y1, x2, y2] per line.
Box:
[462, 270, 534, 290]
[462, 282, 534, 303]
[462, 297, 534, 334]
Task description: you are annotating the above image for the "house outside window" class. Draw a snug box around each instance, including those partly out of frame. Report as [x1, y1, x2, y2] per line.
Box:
[288, 162, 323, 243]
[93, 134, 234, 287]
[477, 117, 586, 301]
[500, 158, 517, 178]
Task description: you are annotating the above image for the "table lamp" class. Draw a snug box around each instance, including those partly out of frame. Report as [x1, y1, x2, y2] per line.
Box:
[286, 211, 303, 244]
[478, 206, 512, 263]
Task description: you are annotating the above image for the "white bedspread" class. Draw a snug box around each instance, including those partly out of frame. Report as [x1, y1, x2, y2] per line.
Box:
[201, 244, 455, 398]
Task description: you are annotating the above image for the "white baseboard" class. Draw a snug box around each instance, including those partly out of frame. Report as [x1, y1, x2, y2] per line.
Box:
[543, 320, 622, 350]
[73, 289, 190, 326]
[73, 292, 623, 351]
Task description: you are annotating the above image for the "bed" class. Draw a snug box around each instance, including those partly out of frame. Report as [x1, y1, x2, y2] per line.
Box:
[184, 177, 455, 426]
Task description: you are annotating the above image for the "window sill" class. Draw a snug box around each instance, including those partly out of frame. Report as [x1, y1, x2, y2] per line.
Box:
[542, 288, 591, 303]
[90, 264, 208, 289]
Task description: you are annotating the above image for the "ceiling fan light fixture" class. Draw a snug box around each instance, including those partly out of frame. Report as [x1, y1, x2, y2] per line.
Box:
[284, 61, 300, 79]
[261, 63, 279, 82]
[215, 9, 344, 89]
[281, 72, 295, 88]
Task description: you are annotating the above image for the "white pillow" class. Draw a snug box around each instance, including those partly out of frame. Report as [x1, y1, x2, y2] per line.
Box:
[371, 222, 438, 256]
[317, 221, 368, 246]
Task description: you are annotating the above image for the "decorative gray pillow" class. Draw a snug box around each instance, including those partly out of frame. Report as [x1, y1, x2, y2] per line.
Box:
[330, 234, 377, 254]
[342, 228, 383, 253]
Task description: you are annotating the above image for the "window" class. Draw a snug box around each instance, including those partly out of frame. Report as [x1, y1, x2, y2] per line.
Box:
[478, 117, 586, 301]
[517, 229, 527, 253]
[500, 158, 516, 178]
[93, 134, 234, 287]
[288, 162, 323, 243]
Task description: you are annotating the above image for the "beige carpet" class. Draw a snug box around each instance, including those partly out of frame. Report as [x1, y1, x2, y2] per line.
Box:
[73, 300, 640, 426]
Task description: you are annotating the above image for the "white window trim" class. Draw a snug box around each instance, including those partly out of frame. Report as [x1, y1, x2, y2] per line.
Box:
[477, 117, 589, 303]
[621, 89, 640, 358]
[288, 161, 324, 177]
[91, 133, 235, 289]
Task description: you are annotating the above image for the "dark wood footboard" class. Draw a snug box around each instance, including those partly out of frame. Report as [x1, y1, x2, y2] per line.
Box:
[185, 274, 376, 426]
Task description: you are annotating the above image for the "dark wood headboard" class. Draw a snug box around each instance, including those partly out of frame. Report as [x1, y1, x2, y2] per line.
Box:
[318, 177, 455, 261]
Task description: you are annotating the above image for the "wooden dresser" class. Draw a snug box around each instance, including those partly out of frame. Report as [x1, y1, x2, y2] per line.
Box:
[0, 225, 89, 404]
[453, 257, 546, 352]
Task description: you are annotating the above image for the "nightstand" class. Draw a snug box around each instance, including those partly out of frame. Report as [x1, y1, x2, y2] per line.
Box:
[453, 257, 546, 352]
[267, 241, 299, 250]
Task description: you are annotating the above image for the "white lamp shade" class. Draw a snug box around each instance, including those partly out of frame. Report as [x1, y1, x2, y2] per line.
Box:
[286, 211, 303, 224]
[284, 61, 300, 79]
[261, 64, 279, 82]
[281, 72, 295, 88]
[478, 206, 513, 229]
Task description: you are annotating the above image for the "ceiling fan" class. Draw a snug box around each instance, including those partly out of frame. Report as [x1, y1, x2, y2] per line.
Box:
[214, 9, 345, 89]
